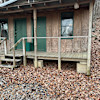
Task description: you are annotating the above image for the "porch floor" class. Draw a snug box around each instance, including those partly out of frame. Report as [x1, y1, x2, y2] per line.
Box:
[0, 50, 87, 62]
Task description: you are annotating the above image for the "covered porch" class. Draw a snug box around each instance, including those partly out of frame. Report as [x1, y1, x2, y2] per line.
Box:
[0, 50, 87, 61]
[0, 0, 95, 75]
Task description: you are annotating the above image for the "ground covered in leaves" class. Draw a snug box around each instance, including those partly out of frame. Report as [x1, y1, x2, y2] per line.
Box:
[0, 60, 100, 100]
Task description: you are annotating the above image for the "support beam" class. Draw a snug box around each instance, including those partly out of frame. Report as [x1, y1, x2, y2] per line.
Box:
[13, 48, 15, 68]
[58, 38, 61, 70]
[23, 38, 26, 66]
[28, 0, 30, 3]
[33, 8, 38, 68]
[87, 0, 94, 75]
[4, 38, 7, 55]
[17, 5, 20, 9]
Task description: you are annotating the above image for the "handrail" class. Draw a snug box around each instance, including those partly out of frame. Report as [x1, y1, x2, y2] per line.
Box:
[0, 38, 6, 45]
[9, 38, 22, 69]
[10, 38, 22, 51]
[10, 36, 88, 51]
[0, 37, 7, 55]
[0, 37, 6, 39]
[10, 36, 88, 69]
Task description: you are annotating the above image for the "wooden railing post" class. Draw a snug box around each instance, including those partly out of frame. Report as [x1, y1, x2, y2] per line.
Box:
[23, 38, 27, 66]
[33, 8, 38, 68]
[13, 48, 15, 68]
[58, 37, 61, 70]
[87, 0, 93, 75]
[4, 38, 7, 55]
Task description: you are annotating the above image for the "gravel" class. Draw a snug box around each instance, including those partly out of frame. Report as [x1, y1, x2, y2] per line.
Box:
[0, 61, 100, 100]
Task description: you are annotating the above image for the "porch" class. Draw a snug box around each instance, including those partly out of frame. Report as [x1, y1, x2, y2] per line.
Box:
[0, 36, 88, 75]
[0, 50, 87, 62]
[0, 0, 94, 75]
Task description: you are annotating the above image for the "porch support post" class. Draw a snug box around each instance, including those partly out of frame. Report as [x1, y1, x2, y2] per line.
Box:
[4, 38, 7, 55]
[33, 8, 38, 68]
[58, 37, 61, 70]
[87, 0, 94, 75]
[23, 38, 26, 66]
[13, 48, 15, 69]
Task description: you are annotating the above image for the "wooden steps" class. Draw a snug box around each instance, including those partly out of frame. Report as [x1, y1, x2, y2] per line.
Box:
[0, 54, 22, 69]
[5, 54, 23, 58]
[1, 58, 21, 62]
[0, 64, 16, 68]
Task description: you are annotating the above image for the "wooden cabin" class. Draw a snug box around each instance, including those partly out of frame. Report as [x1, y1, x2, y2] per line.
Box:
[0, 0, 95, 75]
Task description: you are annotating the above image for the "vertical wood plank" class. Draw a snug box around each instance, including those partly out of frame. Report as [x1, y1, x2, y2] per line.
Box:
[87, 0, 94, 75]
[27, 16, 32, 42]
[23, 38, 26, 66]
[8, 17, 14, 50]
[33, 9, 38, 68]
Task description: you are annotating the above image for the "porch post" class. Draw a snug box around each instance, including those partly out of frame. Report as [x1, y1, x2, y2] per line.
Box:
[23, 38, 26, 66]
[33, 8, 38, 68]
[4, 38, 7, 55]
[13, 48, 15, 68]
[87, 0, 94, 75]
[58, 37, 61, 70]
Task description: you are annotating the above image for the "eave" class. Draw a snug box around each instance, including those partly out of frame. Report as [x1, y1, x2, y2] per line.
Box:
[0, 0, 93, 14]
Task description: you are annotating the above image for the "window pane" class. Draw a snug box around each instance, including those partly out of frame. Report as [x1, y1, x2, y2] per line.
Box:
[0, 20, 8, 39]
[62, 19, 73, 26]
[61, 19, 73, 36]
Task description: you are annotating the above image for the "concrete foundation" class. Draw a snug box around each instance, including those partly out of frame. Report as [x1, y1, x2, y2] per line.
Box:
[34, 60, 43, 68]
[77, 62, 87, 74]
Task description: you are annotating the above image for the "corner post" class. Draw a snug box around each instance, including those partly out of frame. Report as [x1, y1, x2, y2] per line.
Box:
[4, 38, 7, 55]
[58, 37, 61, 70]
[87, 0, 94, 75]
[23, 38, 26, 66]
[33, 8, 38, 68]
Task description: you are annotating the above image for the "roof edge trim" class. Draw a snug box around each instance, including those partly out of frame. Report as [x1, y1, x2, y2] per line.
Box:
[0, 0, 17, 7]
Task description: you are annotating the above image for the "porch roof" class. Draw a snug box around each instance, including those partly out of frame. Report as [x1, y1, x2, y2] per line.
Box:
[0, 0, 92, 14]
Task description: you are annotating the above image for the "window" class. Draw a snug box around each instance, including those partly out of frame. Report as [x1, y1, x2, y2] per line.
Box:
[61, 12, 73, 37]
[0, 19, 8, 39]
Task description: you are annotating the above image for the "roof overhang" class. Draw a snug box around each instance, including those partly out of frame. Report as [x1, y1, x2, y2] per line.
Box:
[0, 0, 95, 14]
[0, 0, 17, 7]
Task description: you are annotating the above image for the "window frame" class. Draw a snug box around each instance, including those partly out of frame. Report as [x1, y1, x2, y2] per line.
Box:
[61, 12, 74, 39]
[0, 19, 9, 40]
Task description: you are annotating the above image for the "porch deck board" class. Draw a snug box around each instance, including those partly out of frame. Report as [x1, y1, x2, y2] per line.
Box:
[0, 50, 87, 62]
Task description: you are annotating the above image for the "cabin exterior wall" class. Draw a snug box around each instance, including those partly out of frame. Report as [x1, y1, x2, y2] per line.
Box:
[0, 7, 89, 53]
[45, 8, 89, 53]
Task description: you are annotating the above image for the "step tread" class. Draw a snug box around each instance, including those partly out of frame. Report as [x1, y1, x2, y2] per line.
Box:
[5, 54, 23, 57]
[0, 64, 14, 68]
[1, 58, 21, 62]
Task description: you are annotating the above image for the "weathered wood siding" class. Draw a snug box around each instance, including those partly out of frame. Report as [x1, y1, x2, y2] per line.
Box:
[0, 8, 89, 53]
[0, 14, 32, 50]
[8, 17, 14, 49]
[46, 8, 89, 53]
[27, 15, 32, 43]
[46, 12, 60, 52]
